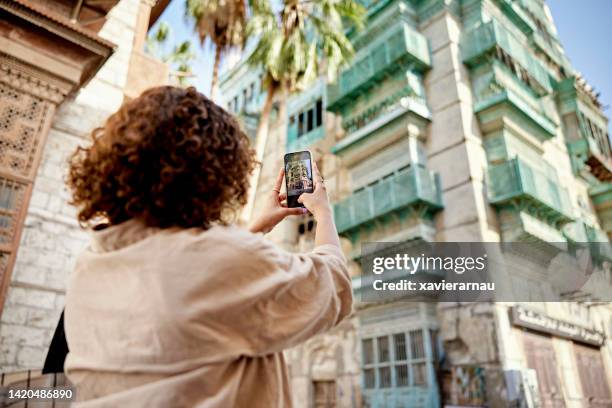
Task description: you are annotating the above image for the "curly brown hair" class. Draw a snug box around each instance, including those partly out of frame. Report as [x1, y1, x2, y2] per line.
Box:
[68, 86, 256, 229]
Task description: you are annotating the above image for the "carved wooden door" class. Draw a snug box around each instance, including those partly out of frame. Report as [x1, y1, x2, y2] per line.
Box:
[0, 83, 54, 311]
[523, 331, 566, 408]
[574, 343, 612, 407]
[313, 380, 336, 408]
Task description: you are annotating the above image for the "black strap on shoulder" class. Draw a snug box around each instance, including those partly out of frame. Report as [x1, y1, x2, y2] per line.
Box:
[42, 309, 69, 374]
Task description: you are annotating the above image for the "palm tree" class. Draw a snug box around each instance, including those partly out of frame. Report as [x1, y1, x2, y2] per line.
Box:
[242, 0, 365, 220]
[146, 22, 196, 86]
[185, 0, 248, 99]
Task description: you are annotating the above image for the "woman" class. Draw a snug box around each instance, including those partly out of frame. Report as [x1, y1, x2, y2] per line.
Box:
[64, 86, 351, 407]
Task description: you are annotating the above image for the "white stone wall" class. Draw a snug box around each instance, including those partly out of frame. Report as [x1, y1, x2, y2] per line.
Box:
[0, 0, 142, 371]
[419, 11, 493, 242]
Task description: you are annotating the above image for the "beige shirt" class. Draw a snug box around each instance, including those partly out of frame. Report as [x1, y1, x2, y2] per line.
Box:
[64, 219, 352, 407]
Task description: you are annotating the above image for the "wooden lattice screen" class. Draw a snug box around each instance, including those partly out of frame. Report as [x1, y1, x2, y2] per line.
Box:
[0, 82, 55, 311]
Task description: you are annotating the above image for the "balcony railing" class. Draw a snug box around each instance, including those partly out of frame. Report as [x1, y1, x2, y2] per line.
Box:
[488, 158, 573, 223]
[362, 385, 439, 408]
[334, 166, 442, 234]
[287, 126, 325, 151]
[462, 20, 552, 94]
[568, 138, 612, 182]
[474, 88, 557, 139]
[327, 23, 430, 110]
[564, 221, 612, 264]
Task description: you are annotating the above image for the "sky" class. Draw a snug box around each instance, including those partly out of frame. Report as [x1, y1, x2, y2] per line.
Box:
[150, 0, 214, 96]
[548, 0, 612, 134]
[153, 1, 612, 133]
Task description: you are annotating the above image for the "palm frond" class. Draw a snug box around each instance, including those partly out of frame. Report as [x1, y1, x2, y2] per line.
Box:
[248, 0, 365, 94]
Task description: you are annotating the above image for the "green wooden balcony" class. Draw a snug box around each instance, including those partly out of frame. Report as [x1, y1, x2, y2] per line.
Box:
[564, 221, 612, 264]
[462, 20, 552, 94]
[362, 386, 439, 408]
[556, 77, 611, 182]
[529, 31, 568, 70]
[568, 138, 612, 183]
[585, 223, 612, 262]
[327, 22, 430, 111]
[334, 166, 442, 234]
[356, 0, 393, 14]
[474, 88, 557, 140]
[564, 221, 590, 243]
[287, 126, 325, 151]
[590, 183, 612, 237]
[565, 220, 610, 243]
[488, 158, 573, 224]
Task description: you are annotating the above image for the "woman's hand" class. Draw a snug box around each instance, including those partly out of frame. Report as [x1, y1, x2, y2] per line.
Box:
[298, 160, 332, 220]
[298, 160, 341, 248]
[249, 166, 307, 234]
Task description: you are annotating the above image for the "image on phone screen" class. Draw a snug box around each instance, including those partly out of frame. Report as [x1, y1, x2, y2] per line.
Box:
[284, 151, 313, 208]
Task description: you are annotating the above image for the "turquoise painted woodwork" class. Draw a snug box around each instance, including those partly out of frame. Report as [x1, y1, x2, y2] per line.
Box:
[564, 221, 612, 263]
[356, 0, 397, 16]
[557, 77, 611, 182]
[564, 220, 609, 243]
[287, 126, 325, 152]
[357, 323, 441, 408]
[568, 138, 612, 180]
[528, 30, 568, 70]
[286, 78, 326, 150]
[333, 166, 442, 234]
[362, 386, 440, 408]
[474, 89, 556, 139]
[590, 183, 612, 235]
[585, 226, 612, 263]
[487, 158, 573, 224]
[462, 20, 552, 94]
[493, 0, 535, 35]
[332, 97, 430, 155]
[341, 83, 427, 133]
[563, 221, 590, 243]
[591, 183, 612, 208]
[417, 0, 458, 23]
[469, 58, 558, 134]
[327, 22, 431, 111]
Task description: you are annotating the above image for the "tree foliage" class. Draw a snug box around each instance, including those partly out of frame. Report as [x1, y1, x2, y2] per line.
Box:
[247, 0, 365, 92]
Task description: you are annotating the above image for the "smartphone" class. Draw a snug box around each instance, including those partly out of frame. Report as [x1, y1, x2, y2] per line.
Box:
[284, 151, 314, 208]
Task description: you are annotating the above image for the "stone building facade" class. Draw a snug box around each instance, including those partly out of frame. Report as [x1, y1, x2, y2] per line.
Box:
[0, 0, 168, 372]
[0, 0, 609, 407]
[221, 0, 612, 407]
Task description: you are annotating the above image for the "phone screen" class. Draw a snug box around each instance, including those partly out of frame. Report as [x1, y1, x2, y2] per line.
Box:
[284, 151, 313, 208]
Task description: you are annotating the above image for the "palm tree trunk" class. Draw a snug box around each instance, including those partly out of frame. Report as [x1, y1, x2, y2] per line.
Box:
[210, 47, 221, 101]
[265, 85, 299, 247]
[241, 81, 278, 223]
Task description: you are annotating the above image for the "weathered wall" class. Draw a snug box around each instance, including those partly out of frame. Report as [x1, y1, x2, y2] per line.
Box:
[0, 0, 142, 371]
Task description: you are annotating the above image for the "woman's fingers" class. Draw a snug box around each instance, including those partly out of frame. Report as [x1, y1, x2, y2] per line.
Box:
[273, 166, 285, 193]
[278, 193, 287, 201]
[284, 207, 307, 216]
[312, 159, 320, 179]
[311, 160, 324, 191]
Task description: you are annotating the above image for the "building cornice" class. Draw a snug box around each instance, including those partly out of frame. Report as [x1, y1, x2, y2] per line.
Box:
[1, 0, 116, 56]
[0, 54, 72, 104]
[0, 0, 119, 100]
